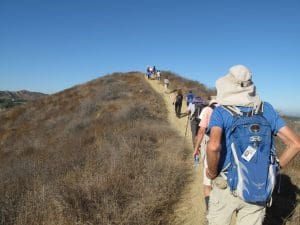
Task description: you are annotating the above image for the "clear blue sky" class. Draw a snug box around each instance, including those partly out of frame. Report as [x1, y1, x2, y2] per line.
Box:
[1, 0, 299, 116]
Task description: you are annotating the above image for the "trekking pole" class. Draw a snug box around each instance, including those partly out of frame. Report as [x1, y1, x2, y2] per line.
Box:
[183, 115, 189, 146]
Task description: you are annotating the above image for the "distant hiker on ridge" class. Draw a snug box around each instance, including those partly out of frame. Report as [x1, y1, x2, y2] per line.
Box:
[156, 70, 161, 81]
[152, 65, 156, 76]
[164, 76, 170, 93]
[173, 89, 183, 118]
[146, 66, 151, 79]
[206, 65, 300, 225]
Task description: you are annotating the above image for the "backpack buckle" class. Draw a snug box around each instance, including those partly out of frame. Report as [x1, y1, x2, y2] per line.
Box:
[231, 191, 238, 197]
[266, 197, 273, 207]
[249, 136, 262, 147]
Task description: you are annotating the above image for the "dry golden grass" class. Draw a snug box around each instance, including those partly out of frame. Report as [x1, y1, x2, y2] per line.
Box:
[0, 72, 191, 225]
[263, 118, 300, 225]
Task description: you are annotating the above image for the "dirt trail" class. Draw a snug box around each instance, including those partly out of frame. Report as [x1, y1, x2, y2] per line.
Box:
[146, 78, 206, 225]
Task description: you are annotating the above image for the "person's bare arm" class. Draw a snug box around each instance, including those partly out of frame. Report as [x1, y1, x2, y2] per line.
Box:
[193, 127, 205, 157]
[276, 126, 300, 168]
[206, 126, 223, 179]
[172, 94, 176, 105]
[185, 105, 191, 115]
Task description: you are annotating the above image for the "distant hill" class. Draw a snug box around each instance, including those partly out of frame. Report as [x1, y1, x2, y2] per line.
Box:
[0, 90, 47, 100]
[0, 90, 47, 110]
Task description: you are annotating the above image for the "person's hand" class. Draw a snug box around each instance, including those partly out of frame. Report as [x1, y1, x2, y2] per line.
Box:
[193, 149, 199, 158]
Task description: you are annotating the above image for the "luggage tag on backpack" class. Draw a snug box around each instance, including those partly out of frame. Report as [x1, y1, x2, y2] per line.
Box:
[242, 146, 257, 162]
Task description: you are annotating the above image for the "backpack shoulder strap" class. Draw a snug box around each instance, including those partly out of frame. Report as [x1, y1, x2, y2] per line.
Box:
[222, 102, 264, 117]
[254, 101, 264, 115]
[222, 105, 242, 116]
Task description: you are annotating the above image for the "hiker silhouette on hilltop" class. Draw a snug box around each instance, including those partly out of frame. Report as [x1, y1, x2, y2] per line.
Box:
[146, 65, 159, 80]
[205, 65, 300, 225]
[146, 66, 152, 79]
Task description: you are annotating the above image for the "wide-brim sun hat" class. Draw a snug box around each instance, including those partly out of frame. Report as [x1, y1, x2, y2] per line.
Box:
[216, 65, 261, 107]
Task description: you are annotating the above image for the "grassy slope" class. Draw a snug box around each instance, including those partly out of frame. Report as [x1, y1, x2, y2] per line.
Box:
[0, 72, 192, 225]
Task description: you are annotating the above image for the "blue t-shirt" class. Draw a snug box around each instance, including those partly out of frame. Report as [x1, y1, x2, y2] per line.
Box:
[187, 93, 194, 103]
[208, 102, 286, 171]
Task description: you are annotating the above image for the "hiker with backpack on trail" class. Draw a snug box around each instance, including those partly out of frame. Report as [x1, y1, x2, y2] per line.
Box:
[173, 89, 183, 118]
[186, 90, 194, 107]
[193, 99, 219, 215]
[186, 96, 208, 146]
[152, 65, 156, 76]
[156, 70, 161, 81]
[164, 76, 170, 93]
[206, 65, 300, 225]
[146, 66, 151, 79]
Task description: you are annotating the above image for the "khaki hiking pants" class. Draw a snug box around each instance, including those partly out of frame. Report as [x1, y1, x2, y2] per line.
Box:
[208, 179, 266, 225]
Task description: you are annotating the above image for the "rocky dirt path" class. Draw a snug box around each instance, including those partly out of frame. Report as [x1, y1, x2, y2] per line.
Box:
[146, 78, 206, 225]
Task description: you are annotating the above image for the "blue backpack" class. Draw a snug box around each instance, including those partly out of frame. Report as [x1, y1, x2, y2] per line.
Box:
[223, 104, 279, 204]
[191, 96, 207, 120]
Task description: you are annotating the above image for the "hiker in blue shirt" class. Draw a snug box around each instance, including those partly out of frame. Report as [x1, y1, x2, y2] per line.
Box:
[186, 90, 194, 107]
[146, 66, 151, 79]
[206, 65, 300, 225]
